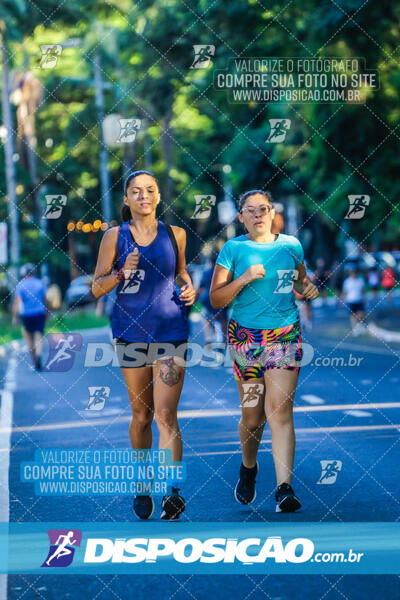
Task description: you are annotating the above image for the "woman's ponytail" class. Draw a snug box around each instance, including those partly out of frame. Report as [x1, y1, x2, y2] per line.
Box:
[120, 204, 131, 222]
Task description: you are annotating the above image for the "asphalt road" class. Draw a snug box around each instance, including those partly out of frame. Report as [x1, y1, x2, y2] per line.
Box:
[1, 295, 399, 599]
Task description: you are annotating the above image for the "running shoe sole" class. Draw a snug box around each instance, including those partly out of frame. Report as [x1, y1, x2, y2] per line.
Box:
[234, 461, 259, 505]
[275, 495, 301, 513]
[160, 511, 184, 520]
[234, 484, 256, 505]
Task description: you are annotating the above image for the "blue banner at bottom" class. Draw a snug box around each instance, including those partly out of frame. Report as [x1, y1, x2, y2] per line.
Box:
[0, 522, 399, 574]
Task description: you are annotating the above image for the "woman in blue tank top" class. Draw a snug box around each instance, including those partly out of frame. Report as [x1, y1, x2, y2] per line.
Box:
[92, 171, 195, 521]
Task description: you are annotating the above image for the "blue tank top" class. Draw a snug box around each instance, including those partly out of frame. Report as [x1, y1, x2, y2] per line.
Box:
[111, 221, 189, 342]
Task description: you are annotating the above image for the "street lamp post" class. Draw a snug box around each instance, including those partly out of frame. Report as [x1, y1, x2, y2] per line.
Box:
[216, 163, 237, 239]
[93, 49, 112, 225]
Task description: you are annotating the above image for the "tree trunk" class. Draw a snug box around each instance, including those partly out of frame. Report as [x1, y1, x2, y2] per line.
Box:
[161, 109, 173, 224]
[1, 29, 20, 289]
[25, 136, 41, 223]
[68, 232, 79, 280]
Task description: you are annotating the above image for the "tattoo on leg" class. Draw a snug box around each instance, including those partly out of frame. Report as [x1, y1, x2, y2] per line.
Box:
[159, 357, 181, 387]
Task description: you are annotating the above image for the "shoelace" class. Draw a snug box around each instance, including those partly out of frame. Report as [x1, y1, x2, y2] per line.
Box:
[276, 484, 293, 498]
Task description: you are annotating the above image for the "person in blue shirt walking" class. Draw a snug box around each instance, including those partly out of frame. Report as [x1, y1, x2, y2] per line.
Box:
[12, 263, 48, 371]
[92, 170, 195, 521]
[210, 190, 319, 513]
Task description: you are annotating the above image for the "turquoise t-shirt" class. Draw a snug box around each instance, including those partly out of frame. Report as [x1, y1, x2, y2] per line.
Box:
[216, 233, 304, 329]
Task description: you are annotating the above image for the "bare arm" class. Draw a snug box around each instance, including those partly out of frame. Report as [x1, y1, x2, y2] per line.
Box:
[209, 263, 266, 309]
[12, 295, 20, 319]
[12, 295, 21, 326]
[91, 227, 120, 299]
[171, 226, 196, 306]
[293, 261, 319, 300]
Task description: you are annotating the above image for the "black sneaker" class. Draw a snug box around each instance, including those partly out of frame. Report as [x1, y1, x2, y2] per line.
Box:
[133, 495, 154, 520]
[160, 487, 185, 520]
[234, 462, 258, 505]
[275, 482, 301, 513]
[35, 356, 42, 371]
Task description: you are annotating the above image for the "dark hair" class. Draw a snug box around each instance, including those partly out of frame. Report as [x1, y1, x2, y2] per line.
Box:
[121, 170, 159, 222]
[20, 263, 36, 278]
[238, 189, 273, 212]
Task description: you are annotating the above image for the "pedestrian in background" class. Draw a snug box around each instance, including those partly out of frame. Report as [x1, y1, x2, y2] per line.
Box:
[341, 269, 366, 336]
[367, 267, 380, 301]
[12, 263, 48, 370]
[198, 253, 228, 345]
[381, 266, 396, 305]
[294, 260, 315, 332]
[313, 258, 330, 304]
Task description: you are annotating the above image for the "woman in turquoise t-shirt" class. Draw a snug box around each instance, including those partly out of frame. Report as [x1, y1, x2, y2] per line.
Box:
[210, 190, 318, 513]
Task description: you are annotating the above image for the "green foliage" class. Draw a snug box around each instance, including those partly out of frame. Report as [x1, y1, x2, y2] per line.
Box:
[0, 0, 399, 285]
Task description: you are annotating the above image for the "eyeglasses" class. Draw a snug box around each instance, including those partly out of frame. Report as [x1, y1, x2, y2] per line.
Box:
[241, 205, 272, 216]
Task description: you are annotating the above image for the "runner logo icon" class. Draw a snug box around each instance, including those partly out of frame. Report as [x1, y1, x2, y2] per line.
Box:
[86, 386, 110, 411]
[241, 383, 263, 407]
[43, 195, 67, 219]
[274, 269, 298, 294]
[191, 195, 216, 219]
[345, 195, 370, 219]
[317, 460, 343, 484]
[118, 119, 141, 143]
[44, 333, 83, 371]
[40, 45, 62, 69]
[120, 270, 145, 294]
[190, 45, 215, 69]
[42, 529, 82, 567]
[266, 119, 291, 143]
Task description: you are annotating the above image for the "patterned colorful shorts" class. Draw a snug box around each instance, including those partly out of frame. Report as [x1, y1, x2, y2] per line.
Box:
[228, 318, 303, 381]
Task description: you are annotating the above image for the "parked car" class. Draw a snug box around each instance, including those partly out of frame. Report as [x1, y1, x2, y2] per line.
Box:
[65, 275, 94, 308]
[341, 251, 399, 283]
[359, 252, 378, 270]
[392, 250, 400, 276]
[374, 251, 397, 271]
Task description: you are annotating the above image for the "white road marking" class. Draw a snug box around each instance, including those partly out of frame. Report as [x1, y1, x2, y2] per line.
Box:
[79, 408, 124, 418]
[300, 394, 325, 404]
[1, 402, 400, 433]
[343, 410, 373, 417]
[368, 322, 400, 343]
[343, 410, 372, 417]
[186, 424, 400, 455]
[318, 338, 398, 356]
[0, 352, 17, 598]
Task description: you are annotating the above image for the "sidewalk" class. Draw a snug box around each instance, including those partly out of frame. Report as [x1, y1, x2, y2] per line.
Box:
[373, 306, 400, 330]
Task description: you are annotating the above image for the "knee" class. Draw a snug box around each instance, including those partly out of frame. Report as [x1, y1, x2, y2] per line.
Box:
[267, 400, 292, 427]
[130, 407, 153, 431]
[240, 415, 265, 433]
[155, 406, 178, 429]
